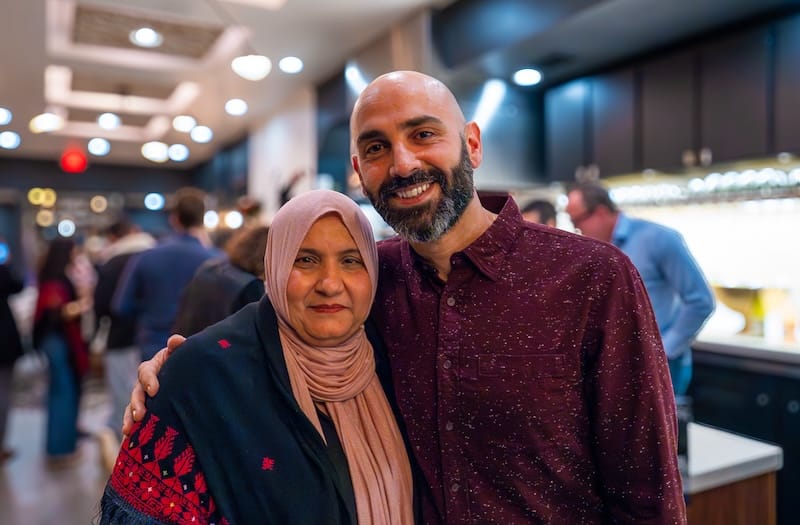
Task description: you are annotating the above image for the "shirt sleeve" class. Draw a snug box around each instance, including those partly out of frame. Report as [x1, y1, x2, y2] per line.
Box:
[587, 256, 686, 524]
[656, 231, 715, 359]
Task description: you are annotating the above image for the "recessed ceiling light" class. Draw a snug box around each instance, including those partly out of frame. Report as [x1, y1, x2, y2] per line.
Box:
[513, 68, 542, 86]
[0, 107, 11, 125]
[144, 193, 165, 211]
[190, 125, 213, 144]
[0, 131, 21, 149]
[97, 112, 121, 130]
[168, 144, 189, 162]
[141, 141, 169, 163]
[129, 27, 163, 48]
[172, 115, 196, 133]
[231, 55, 271, 81]
[88, 138, 111, 156]
[278, 56, 303, 74]
[29, 112, 65, 133]
[225, 98, 248, 116]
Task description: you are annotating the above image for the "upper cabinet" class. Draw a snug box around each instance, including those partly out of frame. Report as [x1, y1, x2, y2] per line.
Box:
[775, 13, 800, 155]
[543, 15, 797, 181]
[640, 49, 696, 171]
[545, 79, 590, 182]
[590, 68, 636, 178]
[699, 27, 771, 164]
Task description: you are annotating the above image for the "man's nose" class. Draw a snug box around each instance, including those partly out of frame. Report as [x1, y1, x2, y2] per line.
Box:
[389, 143, 421, 178]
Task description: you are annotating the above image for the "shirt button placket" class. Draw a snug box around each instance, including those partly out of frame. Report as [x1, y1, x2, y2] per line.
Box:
[439, 290, 466, 518]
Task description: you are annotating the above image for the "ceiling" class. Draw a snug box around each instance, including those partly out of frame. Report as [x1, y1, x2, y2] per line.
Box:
[0, 0, 452, 169]
[0, 0, 797, 172]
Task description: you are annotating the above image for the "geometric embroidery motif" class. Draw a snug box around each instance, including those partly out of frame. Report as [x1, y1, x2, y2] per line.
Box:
[109, 413, 229, 525]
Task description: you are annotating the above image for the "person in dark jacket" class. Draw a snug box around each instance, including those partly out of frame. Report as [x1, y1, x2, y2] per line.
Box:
[172, 224, 268, 337]
[92, 218, 155, 469]
[0, 256, 24, 464]
[99, 190, 414, 525]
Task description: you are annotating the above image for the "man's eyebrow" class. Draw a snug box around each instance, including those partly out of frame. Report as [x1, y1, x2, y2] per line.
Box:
[356, 115, 445, 145]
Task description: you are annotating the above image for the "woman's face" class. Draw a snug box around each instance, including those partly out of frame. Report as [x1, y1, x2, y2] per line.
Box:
[286, 214, 372, 347]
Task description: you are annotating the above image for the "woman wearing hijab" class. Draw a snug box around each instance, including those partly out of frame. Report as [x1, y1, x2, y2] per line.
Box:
[98, 190, 414, 525]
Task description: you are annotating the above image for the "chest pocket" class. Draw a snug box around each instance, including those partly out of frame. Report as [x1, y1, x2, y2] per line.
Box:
[477, 353, 569, 379]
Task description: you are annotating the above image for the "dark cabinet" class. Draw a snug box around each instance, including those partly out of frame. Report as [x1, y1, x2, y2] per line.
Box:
[590, 68, 636, 177]
[690, 354, 800, 525]
[775, 14, 800, 154]
[699, 27, 771, 164]
[640, 49, 697, 171]
[544, 79, 590, 182]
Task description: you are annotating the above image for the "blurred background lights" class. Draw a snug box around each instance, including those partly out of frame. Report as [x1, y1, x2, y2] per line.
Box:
[129, 27, 163, 48]
[97, 112, 121, 130]
[0, 107, 11, 125]
[168, 143, 189, 162]
[0, 131, 21, 149]
[204, 210, 219, 229]
[278, 56, 303, 74]
[89, 195, 108, 213]
[29, 111, 65, 133]
[28, 188, 44, 205]
[88, 137, 110, 156]
[41, 188, 57, 207]
[224, 210, 244, 229]
[190, 125, 213, 143]
[172, 115, 196, 133]
[231, 54, 271, 81]
[225, 98, 248, 116]
[59, 148, 88, 173]
[57, 219, 76, 237]
[512, 68, 542, 86]
[35, 209, 54, 227]
[143, 192, 165, 211]
[141, 141, 168, 162]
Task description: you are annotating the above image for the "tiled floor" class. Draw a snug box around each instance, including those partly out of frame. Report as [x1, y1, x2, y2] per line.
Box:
[0, 366, 112, 525]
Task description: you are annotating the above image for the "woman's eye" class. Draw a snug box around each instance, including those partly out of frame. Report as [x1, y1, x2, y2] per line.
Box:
[343, 257, 364, 266]
[294, 256, 315, 266]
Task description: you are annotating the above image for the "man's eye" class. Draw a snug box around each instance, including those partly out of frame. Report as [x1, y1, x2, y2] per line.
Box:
[416, 130, 434, 139]
[365, 143, 384, 155]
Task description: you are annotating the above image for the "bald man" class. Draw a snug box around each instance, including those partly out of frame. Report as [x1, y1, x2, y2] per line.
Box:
[128, 71, 686, 524]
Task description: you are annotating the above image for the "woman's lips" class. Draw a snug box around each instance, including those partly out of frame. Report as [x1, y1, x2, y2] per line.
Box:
[310, 304, 347, 313]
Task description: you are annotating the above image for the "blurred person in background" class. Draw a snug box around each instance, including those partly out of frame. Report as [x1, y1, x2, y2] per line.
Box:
[566, 180, 715, 396]
[172, 224, 269, 337]
[112, 187, 219, 361]
[92, 217, 156, 469]
[0, 240, 25, 465]
[32, 238, 92, 466]
[520, 198, 557, 227]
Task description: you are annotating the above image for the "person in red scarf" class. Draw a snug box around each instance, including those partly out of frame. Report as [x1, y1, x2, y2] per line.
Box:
[33, 238, 91, 466]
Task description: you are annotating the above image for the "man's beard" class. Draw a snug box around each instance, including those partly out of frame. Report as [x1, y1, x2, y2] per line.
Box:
[366, 141, 474, 243]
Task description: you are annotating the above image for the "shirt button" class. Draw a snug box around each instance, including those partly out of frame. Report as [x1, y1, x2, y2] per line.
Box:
[445, 421, 454, 431]
[446, 297, 456, 306]
[442, 360, 452, 369]
[450, 483, 460, 493]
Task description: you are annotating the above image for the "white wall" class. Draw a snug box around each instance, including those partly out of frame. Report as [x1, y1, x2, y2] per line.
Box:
[248, 85, 317, 221]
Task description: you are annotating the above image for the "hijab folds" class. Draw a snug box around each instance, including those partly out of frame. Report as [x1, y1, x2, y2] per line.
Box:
[263, 190, 413, 525]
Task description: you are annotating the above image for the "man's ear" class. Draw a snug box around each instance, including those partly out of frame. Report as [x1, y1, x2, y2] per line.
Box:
[465, 121, 482, 169]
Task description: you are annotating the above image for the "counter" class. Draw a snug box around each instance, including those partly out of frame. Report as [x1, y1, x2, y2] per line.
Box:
[686, 423, 783, 524]
[687, 422, 783, 494]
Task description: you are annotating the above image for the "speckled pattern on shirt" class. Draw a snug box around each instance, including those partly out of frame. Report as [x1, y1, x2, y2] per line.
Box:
[371, 196, 685, 525]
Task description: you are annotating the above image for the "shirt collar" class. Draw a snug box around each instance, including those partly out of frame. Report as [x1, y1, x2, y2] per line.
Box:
[400, 194, 521, 282]
[611, 212, 631, 247]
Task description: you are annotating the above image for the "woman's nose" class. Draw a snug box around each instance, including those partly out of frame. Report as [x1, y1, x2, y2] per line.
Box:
[315, 265, 344, 295]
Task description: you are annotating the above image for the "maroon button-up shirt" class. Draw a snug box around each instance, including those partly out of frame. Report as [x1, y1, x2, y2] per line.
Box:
[372, 196, 685, 524]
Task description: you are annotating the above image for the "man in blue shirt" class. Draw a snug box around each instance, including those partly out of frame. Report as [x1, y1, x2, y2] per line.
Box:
[566, 181, 714, 395]
[113, 187, 219, 360]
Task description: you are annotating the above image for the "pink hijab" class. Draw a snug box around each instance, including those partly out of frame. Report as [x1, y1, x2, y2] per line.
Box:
[263, 189, 413, 525]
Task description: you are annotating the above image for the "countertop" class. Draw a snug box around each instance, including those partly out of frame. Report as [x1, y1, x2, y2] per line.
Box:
[687, 422, 783, 494]
[695, 335, 800, 367]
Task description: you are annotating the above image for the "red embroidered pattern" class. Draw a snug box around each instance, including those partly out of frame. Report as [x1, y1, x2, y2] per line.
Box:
[261, 457, 275, 471]
[217, 339, 231, 349]
[109, 414, 226, 524]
